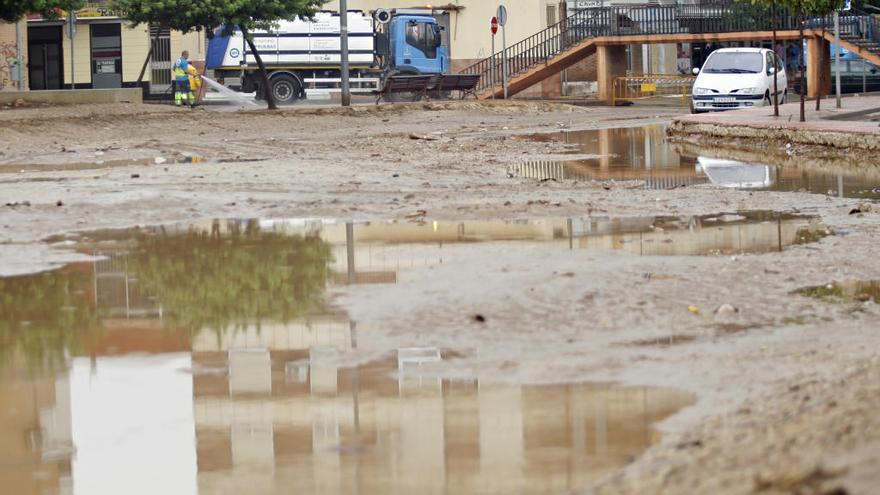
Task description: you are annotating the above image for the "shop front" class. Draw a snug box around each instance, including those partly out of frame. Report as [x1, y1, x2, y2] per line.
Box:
[26, 3, 149, 90]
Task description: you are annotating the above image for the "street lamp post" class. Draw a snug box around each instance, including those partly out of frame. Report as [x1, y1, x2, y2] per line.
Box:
[340, 0, 351, 107]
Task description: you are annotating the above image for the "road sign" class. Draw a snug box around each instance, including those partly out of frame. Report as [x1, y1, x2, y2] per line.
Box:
[497, 5, 508, 27]
[491, 16, 498, 35]
[843, 0, 851, 11]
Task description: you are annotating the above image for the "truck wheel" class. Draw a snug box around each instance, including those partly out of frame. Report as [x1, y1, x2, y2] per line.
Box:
[270, 74, 302, 105]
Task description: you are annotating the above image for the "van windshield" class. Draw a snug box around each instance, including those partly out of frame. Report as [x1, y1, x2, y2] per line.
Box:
[702, 52, 763, 74]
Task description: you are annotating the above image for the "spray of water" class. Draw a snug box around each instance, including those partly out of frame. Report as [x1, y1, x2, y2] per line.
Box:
[200, 75, 259, 106]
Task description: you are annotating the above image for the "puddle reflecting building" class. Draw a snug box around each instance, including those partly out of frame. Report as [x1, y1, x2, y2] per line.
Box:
[0, 355, 74, 495]
[4, 215, 824, 494]
[190, 348, 692, 495]
[514, 125, 880, 199]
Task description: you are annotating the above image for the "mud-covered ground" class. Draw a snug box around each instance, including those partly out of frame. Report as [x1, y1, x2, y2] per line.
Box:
[2, 101, 880, 494]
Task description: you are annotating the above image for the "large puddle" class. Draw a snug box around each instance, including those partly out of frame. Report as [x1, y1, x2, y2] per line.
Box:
[2, 213, 833, 493]
[513, 125, 880, 199]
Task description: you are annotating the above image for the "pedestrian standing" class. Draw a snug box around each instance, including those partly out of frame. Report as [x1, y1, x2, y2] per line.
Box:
[174, 50, 196, 108]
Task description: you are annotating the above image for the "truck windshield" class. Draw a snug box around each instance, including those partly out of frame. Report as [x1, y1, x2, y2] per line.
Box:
[702, 52, 763, 74]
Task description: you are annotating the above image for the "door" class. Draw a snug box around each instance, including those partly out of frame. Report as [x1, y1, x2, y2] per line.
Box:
[400, 21, 442, 74]
[27, 26, 63, 90]
[149, 26, 172, 94]
[766, 51, 785, 101]
[91, 23, 122, 89]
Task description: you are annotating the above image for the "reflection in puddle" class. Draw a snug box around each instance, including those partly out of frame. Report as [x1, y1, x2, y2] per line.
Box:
[513, 125, 880, 199]
[0, 219, 704, 494]
[1, 349, 692, 495]
[794, 280, 880, 303]
[0, 156, 206, 174]
[1, 212, 826, 493]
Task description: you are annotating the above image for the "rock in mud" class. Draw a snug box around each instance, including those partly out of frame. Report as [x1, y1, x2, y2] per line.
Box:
[715, 304, 739, 318]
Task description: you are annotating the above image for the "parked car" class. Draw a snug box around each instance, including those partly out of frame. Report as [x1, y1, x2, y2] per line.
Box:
[691, 47, 787, 113]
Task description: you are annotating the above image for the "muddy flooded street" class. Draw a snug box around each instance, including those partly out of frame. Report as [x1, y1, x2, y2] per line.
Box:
[2, 220, 699, 494]
[2, 102, 880, 494]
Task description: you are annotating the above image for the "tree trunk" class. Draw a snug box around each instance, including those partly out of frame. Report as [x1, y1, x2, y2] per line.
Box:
[799, 11, 805, 122]
[137, 31, 156, 84]
[772, 2, 779, 117]
[241, 26, 277, 110]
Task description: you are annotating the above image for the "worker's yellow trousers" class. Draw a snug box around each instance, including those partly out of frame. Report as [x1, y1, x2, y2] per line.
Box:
[175, 91, 195, 106]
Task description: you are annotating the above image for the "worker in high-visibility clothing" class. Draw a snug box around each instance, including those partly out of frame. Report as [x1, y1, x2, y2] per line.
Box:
[173, 50, 197, 108]
[187, 64, 202, 102]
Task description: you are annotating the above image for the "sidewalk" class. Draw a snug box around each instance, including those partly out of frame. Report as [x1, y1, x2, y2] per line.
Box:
[670, 95, 880, 150]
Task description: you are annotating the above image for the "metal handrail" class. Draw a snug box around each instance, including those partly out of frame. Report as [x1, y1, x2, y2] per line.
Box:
[460, 1, 876, 96]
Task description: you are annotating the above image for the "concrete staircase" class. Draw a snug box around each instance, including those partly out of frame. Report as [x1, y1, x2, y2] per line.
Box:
[838, 15, 880, 68]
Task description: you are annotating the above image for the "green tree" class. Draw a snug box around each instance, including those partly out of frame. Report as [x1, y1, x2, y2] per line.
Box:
[1, 0, 85, 22]
[111, 0, 323, 109]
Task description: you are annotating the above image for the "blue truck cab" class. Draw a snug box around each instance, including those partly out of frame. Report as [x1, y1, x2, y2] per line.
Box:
[387, 14, 447, 75]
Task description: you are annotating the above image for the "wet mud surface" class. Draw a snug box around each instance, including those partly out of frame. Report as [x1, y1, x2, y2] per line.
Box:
[1, 220, 697, 493]
[1, 102, 880, 494]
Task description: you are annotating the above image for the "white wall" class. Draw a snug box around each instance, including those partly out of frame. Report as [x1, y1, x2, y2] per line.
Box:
[322, 1, 561, 60]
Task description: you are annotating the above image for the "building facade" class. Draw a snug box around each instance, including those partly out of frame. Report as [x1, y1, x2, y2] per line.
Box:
[1, 2, 203, 94]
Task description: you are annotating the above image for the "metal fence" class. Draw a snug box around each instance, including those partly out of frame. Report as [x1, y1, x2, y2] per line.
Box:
[149, 26, 172, 96]
[612, 75, 696, 107]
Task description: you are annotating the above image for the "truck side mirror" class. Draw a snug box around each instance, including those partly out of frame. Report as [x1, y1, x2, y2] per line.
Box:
[692, 67, 700, 75]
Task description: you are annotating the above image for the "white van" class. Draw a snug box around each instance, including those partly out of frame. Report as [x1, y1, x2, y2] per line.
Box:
[691, 47, 787, 113]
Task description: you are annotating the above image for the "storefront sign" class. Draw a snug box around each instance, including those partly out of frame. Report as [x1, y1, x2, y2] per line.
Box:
[75, 4, 127, 18]
[28, 3, 126, 21]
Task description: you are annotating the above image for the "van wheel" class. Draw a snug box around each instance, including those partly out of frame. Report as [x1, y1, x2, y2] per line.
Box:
[271, 74, 302, 105]
[780, 90, 786, 105]
[764, 91, 771, 106]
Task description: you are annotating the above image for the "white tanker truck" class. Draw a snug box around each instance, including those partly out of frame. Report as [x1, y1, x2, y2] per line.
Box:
[205, 9, 449, 104]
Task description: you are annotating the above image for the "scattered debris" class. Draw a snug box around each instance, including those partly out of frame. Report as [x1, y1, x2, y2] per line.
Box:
[714, 304, 739, 317]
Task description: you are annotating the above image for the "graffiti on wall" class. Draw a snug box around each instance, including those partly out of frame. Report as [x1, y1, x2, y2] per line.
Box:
[0, 41, 22, 90]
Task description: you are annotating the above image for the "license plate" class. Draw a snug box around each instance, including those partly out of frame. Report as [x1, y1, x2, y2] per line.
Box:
[713, 97, 735, 103]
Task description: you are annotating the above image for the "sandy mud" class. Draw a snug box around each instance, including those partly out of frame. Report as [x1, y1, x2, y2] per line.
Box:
[1, 101, 879, 494]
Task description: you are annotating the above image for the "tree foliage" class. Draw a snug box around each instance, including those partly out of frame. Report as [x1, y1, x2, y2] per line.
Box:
[1, 0, 86, 23]
[110, 0, 323, 35]
[774, 0, 846, 17]
[110, 0, 323, 108]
